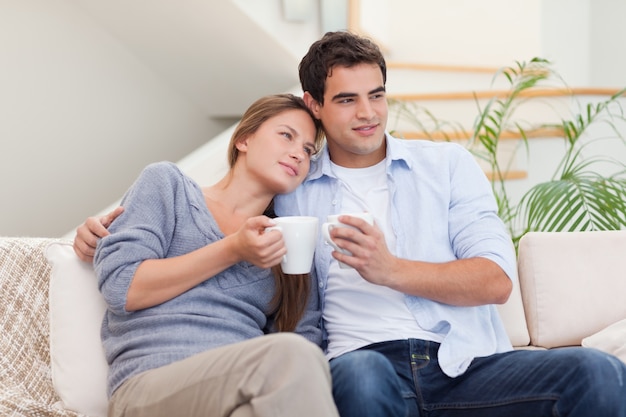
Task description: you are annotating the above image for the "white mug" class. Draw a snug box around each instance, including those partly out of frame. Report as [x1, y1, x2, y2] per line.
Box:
[322, 212, 374, 269]
[265, 216, 319, 274]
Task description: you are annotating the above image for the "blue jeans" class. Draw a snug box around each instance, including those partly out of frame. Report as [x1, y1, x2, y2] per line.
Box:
[330, 339, 626, 417]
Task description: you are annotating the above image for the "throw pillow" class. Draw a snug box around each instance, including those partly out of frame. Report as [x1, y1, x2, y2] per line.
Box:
[45, 241, 108, 417]
[582, 318, 626, 364]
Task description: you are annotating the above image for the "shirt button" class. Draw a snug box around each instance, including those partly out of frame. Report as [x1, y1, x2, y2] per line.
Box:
[319, 282, 324, 288]
[332, 200, 337, 205]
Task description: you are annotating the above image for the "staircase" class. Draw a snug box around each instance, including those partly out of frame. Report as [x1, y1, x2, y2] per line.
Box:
[68, 0, 305, 118]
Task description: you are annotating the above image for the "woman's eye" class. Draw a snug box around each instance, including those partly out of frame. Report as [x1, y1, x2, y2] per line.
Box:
[281, 131, 293, 140]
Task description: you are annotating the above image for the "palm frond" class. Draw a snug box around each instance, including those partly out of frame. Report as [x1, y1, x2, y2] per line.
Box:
[388, 58, 626, 251]
[516, 174, 626, 238]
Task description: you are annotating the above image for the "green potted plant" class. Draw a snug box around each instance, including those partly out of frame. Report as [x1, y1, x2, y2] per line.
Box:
[388, 58, 626, 249]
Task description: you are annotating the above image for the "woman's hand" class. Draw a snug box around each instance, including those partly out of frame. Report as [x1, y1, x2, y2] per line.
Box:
[230, 216, 286, 269]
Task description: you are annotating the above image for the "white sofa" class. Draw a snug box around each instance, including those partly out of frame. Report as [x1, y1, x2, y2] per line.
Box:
[1, 230, 625, 416]
[496, 229, 626, 353]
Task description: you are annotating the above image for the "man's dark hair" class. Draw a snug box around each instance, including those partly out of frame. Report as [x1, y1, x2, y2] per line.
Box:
[299, 31, 387, 104]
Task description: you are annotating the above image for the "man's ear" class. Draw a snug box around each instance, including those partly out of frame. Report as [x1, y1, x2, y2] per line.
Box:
[303, 92, 321, 118]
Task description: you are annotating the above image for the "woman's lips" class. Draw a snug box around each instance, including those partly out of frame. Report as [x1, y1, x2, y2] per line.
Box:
[279, 162, 298, 176]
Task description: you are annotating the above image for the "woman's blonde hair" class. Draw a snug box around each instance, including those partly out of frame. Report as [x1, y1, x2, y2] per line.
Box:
[227, 93, 324, 168]
[227, 94, 324, 332]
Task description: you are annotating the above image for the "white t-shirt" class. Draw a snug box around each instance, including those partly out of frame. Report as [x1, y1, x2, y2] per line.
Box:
[324, 160, 444, 359]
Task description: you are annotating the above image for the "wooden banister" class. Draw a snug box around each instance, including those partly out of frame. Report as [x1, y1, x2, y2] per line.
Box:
[395, 127, 565, 142]
[389, 87, 623, 102]
[387, 61, 501, 74]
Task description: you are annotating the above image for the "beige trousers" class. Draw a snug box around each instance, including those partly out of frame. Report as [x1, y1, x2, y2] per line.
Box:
[108, 333, 339, 417]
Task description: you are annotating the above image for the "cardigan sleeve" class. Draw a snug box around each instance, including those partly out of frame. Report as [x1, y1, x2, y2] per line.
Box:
[94, 162, 182, 315]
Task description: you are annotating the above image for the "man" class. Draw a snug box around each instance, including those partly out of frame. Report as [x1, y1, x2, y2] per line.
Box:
[75, 31, 626, 416]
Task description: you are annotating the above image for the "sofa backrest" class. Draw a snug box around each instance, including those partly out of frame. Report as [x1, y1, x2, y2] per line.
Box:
[517, 230, 626, 348]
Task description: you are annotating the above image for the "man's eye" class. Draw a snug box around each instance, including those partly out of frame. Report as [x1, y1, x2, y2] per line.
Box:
[304, 147, 313, 156]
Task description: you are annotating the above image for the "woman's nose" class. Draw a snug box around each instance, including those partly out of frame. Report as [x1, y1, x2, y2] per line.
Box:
[290, 148, 305, 163]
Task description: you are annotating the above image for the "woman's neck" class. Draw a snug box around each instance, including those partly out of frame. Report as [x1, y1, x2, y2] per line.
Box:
[202, 174, 273, 235]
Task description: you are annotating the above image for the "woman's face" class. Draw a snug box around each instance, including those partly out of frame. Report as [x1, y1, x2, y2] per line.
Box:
[237, 109, 317, 195]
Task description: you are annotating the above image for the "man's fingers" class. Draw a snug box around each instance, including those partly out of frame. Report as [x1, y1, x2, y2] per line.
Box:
[73, 240, 95, 263]
[102, 206, 124, 228]
[72, 207, 123, 263]
[84, 217, 110, 239]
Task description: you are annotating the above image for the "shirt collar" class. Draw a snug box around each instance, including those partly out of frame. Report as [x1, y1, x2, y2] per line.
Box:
[306, 133, 412, 183]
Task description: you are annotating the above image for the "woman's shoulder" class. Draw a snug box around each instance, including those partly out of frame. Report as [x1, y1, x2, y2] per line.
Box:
[140, 161, 183, 177]
[134, 161, 190, 186]
[122, 162, 192, 201]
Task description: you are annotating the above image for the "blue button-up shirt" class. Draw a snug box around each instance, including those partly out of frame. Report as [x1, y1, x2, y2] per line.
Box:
[274, 134, 517, 377]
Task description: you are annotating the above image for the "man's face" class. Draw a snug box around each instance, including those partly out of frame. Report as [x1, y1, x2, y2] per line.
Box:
[307, 63, 388, 168]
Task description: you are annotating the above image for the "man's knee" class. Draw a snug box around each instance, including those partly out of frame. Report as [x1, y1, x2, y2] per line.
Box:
[331, 350, 398, 396]
[330, 350, 407, 417]
[577, 349, 626, 398]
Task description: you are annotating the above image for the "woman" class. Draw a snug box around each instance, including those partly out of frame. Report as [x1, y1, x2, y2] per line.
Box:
[92, 94, 338, 417]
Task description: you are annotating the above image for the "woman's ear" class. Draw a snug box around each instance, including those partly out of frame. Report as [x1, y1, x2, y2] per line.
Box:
[303, 92, 321, 118]
[235, 136, 249, 153]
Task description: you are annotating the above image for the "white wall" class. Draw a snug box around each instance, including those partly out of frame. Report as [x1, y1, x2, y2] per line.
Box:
[541, 0, 591, 86]
[540, 0, 626, 88]
[0, 0, 221, 237]
[588, 1, 626, 87]
[381, 0, 542, 67]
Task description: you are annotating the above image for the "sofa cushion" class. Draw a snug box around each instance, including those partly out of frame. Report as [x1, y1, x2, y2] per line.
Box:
[496, 276, 530, 347]
[0, 237, 78, 416]
[518, 230, 626, 348]
[45, 241, 108, 417]
[582, 318, 626, 364]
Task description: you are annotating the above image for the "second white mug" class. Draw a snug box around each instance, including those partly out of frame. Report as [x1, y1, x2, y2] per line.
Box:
[322, 212, 374, 269]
